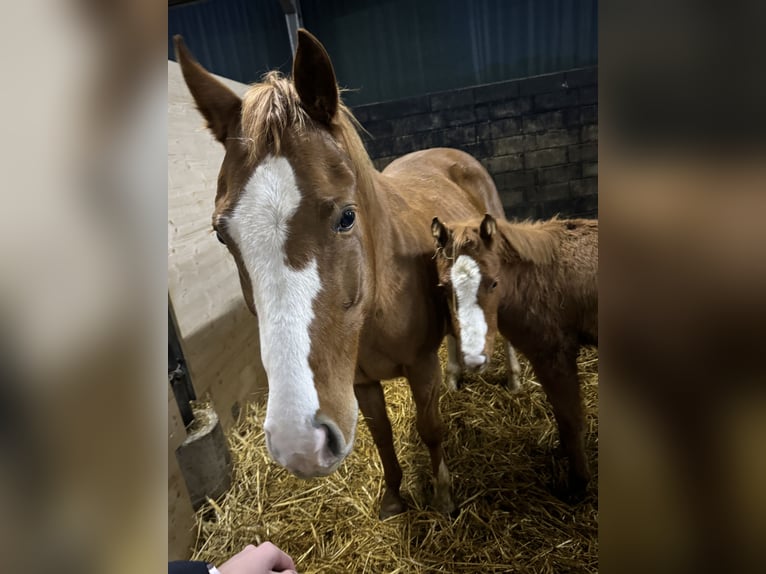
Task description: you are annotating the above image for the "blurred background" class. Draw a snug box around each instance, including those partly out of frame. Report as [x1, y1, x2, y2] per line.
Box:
[0, 1, 763, 573]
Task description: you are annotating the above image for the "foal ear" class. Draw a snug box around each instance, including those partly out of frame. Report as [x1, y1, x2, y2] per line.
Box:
[174, 35, 241, 144]
[480, 214, 497, 243]
[431, 217, 450, 248]
[293, 29, 339, 125]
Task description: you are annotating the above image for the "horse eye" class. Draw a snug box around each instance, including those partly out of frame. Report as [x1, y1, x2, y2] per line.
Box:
[490, 280, 498, 290]
[215, 230, 226, 244]
[337, 208, 356, 232]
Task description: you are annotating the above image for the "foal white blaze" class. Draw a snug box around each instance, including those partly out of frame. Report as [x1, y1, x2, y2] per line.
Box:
[226, 155, 340, 477]
[450, 255, 488, 370]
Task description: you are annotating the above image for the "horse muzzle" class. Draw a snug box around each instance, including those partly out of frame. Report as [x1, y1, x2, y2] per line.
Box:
[462, 353, 488, 372]
[264, 417, 352, 478]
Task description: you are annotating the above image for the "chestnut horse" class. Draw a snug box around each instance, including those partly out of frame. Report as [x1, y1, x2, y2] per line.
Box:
[431, 214, 598, 496]
[174, 30, 506, 517]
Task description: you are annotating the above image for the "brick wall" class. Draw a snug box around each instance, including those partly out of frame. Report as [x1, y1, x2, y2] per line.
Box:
[352, 67, 597, 220]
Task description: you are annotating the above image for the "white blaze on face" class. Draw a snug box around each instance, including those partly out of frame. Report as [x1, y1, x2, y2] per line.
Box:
[225, 155, 327, 469]
[450, 255, 488, 367]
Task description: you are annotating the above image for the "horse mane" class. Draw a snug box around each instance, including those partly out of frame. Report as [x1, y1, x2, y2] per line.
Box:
[496, 218, 564, 265]
[445, 216, 564, 268]
[240, 71, 375, 192]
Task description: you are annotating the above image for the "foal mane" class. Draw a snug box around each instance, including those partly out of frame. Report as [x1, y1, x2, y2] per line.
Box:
[496, 218, 564, 265]
[239, 71, 375, 191]
[448, 218, 563, 266]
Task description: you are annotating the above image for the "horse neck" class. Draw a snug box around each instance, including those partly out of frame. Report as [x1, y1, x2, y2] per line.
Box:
[356, 168, 395, 308]
[494, 220, 561, 304]
[496, 219, 561, 268]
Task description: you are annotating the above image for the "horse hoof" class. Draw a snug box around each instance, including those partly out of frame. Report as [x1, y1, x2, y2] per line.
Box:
[551, 479, 588, 504]
[431, 491, 456, 515]
[379, 490, 406, 519]
[445, 374, 460, 392]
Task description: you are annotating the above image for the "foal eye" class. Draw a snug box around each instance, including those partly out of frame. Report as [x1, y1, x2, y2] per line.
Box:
[336, 208, 356, 232]
[215, 230, 226, 244]
[490, 280, 498, 290]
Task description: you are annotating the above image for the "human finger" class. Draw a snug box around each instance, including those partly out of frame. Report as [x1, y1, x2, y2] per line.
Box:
[252, 541, 296, 572]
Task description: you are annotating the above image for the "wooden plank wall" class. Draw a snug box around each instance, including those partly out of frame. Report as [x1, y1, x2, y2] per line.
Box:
[168, 61, 268, 559]
[168, 61, 268, 425]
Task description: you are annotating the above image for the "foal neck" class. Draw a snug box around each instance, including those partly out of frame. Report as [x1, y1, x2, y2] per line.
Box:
[496, 218, 563, 267]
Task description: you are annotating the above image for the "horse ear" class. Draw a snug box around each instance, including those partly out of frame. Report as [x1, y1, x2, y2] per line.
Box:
[480, 214, 497, 242]
[431, 217, 450, 248]
[174, 35, 241, 144]
[293, 29, 339, 124]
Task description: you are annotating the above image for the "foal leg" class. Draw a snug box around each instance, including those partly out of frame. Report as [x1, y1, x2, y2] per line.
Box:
[354, 381, 405, 518]
[445, 335, 462, 391]
[504, 339, 522, 393]
[406, 352, 455, 514]
[532, 351, 590, 498]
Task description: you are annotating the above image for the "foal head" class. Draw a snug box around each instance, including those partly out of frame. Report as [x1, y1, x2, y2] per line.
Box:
[432, 214, 503, 372]
[175, 30, 376, 478]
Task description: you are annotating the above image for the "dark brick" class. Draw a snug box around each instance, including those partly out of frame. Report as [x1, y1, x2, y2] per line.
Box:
[565, 67, 598, 88]
[440, 125, 476, 146]
[582, 161, 598, 178]
[543, 194, 598, 219]
[538, 182, 571, 202]
[490, 117, 522, 139]
[522, 111, 564, 133]
[506, 202, 539, 221]
[493, 135, 525, 156]
[362, 119, 394, 138]
[538, 197, 576, 219]
[579, 86, 598, 105]
[393, 132, 437, 155]
[463, 140, 493, 159]
[538, 164, 581, 185]
[474, 80, 520, 103]
[365, 137, 394, 158]
[485, 154, 523, 174]
[489, 97, 532, 119]
[535, 129, 580, 149]
[443, 106, 477, 127]
[533, 90, 579, 111]
[521, 134, 537, 150]
[581, 104, 598, 124]
[500, 190, 525, 208]
[570, 178, 598, 196]
[495, 171, 536, 190]
[525, 147, 567, 168]
[562, 107, 580, 128]
[475, 105, 489, 121]
[568, 142, 598, 162]
[571, 194, 599, 217]
[390, 113, 444, 136]
[431, 88, 473, 111]
[581, 124, 598, 142]
[428, 130, 447, 148]
[477, 122, 492, 141]
[520, 72, 568, 96]
[352, 106, 370, 124]
[364, 96, 430, 121]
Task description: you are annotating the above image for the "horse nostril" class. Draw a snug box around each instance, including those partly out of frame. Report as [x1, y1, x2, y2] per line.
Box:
[321, 422, 345, 457]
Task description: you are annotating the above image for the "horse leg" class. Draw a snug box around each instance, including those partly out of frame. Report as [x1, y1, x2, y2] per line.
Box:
[504, 339, 522, 393]
[405, 352, 455, 514]
[354, 381, 406, 518]
[532, 351, 590, 498]
[445, 334, 462, 391]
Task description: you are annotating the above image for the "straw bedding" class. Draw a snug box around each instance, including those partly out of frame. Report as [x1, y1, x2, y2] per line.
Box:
[190, 342, 598, 573]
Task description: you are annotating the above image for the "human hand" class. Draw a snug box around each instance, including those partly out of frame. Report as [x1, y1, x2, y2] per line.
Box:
[217, 542, 297, 574]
